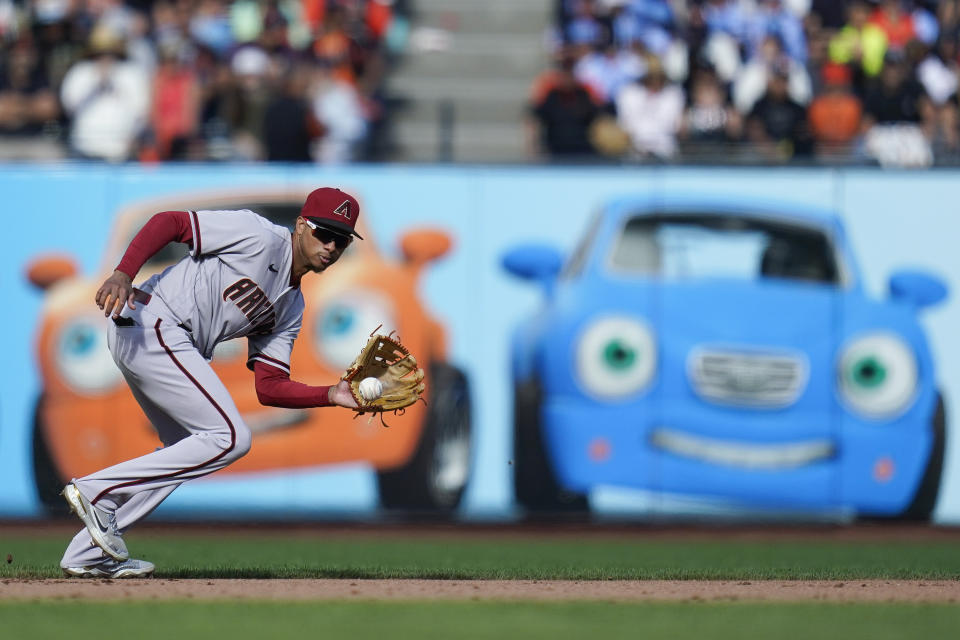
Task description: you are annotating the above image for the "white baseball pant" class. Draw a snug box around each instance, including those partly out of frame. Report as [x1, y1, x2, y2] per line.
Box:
[61, 300, 252, 567]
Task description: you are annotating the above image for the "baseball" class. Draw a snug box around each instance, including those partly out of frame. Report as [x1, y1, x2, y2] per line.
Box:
[358, 377, 382, 402]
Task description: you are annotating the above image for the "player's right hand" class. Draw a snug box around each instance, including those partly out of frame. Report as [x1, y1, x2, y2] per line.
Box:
[96, 270, 135, 318]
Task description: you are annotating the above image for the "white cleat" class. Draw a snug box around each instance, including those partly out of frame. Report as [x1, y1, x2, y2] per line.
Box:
[62, 558, 155, 579]
[62, 483, 129, 561]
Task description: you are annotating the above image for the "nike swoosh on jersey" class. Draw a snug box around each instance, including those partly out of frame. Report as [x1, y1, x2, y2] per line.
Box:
[268, 264, 278, 273]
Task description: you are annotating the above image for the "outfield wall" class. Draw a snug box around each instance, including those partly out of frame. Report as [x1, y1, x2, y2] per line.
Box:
[0, 164, 957, 522]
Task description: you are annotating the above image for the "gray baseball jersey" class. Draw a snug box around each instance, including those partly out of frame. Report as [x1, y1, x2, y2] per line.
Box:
[62, 209, 303, 569]
[143, 209, 304, 373]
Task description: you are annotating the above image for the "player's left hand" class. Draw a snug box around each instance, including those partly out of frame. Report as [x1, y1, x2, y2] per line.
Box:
[328, 379, 359, 409]
[96, 270, 135, 318]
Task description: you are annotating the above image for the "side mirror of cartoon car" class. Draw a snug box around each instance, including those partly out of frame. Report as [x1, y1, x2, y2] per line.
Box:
[400, 229, 452, 269]
[502, 244, 563, 295]
[25, 254, 79, 290]
[888, 270, 948, 309]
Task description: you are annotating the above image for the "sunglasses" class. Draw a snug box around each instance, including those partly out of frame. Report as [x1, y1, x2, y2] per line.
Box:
[304, 218, 352, 250]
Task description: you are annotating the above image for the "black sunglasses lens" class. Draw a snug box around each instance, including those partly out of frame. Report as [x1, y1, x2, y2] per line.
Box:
[313, 227, 350, 249]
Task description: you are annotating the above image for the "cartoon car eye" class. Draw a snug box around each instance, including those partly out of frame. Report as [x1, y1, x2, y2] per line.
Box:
[575, 316, 657, 399]
[314, 292, 395, 369]
[838, 332, 918, 418]
[55, 316, 122, 394]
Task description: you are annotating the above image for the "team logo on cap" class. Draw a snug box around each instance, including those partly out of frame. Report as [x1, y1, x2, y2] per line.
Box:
[334, 200, 352, 220]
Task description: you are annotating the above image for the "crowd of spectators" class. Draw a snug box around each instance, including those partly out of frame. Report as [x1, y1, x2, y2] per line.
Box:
[0, 0, 411, 162]
[529, 0, 960, 167]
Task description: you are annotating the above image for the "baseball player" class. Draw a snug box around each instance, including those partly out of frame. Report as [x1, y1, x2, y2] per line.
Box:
[60, 187, 364, 578]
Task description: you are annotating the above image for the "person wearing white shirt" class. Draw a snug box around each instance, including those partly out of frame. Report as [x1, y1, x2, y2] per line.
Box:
[59, 27, 151, 162]
[615, 59, 685, 159]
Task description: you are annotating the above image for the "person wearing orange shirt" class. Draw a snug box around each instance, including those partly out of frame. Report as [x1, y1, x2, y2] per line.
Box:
[809, 62, 863, 155]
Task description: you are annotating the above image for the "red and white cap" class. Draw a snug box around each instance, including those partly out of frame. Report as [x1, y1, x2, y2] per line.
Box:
[301, 187, 363, 239]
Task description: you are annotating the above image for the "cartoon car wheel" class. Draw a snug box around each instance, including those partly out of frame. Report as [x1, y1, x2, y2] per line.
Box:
[377, 363, 472, 511]
[513, 379, 587, 513]
[32, 396, 69, 515]
[880, 392, 945, 521]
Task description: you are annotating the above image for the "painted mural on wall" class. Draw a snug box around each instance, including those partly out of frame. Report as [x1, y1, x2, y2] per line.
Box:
[1, 166, 957, 521]
[505, 195, 947, 520]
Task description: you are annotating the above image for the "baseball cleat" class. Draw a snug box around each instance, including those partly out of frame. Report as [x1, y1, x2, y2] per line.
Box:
[62, 483, 129, 561]
[62, 558, 155, 579]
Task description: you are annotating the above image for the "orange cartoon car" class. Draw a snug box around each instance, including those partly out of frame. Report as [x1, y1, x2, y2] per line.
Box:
[26, 187, 471, 513]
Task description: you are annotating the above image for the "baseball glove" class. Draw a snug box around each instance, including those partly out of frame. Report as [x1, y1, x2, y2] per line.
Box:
[342, 330, 426, 426]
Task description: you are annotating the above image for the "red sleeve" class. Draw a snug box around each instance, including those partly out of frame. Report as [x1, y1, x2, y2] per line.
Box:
[115, 211, 194, 279]
[254, 360, 334, 409]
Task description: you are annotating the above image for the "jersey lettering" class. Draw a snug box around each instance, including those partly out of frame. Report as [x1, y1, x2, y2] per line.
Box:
[249, 310, 277, 335]
[223, 278, 276, 333]
[223, 278, 256, 301]
[236, 288, 265, 314]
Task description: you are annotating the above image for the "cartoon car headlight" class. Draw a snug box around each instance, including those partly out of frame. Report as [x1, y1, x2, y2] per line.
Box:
[575, 316, 657, 399]
[838, 332, 918, 419]
[314, 291, 396, 369]
[55, 315, 122, 394]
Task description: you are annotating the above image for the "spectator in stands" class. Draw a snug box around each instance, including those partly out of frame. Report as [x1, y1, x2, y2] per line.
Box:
[702, 0, 750, 44]
[679, 65, 742, 150]
[0, 36, 63, 159]
[528, 52, 601, 159]
[263, 60, 323, 161]
[829, 0, 889, 82]
[615, 56, 685, 159]
[804, 11, 833, 96]
[59, 25, 151, 161]
[870, 0, 917, 52]
[608, 0, 675, 54]
[148, 37, 199, 160]
[911, 1, 941, 46]
[194, 45, 237, 160]
[916, 36, 960, 152]
[189, 0, 234, 58]
[733, 33, 811, 114]
[0, 0, 15, 40]
[312, 4, 356, 86]
[746, 63, 812, 160]
[940, 1, 960, 40]
[564, 0, 605, 48]
[744, 0, 807, 63]
[225, 44, 276, 159]
[863, 50, 933, 127]
[32, 9, 87, 94]
[309, 61, 367, 164]
[861, 50, 936, 166]
[574, 32, 646, 106]
[808, 62, 863, 154]
[811, 0, 848, 30]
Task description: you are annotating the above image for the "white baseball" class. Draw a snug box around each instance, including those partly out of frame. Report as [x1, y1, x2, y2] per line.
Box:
[358, 377, 383, 402]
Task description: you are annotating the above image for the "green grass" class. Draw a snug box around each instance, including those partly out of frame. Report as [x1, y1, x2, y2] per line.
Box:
[3, 531, 960, 580]
[3, 601, 960, 640]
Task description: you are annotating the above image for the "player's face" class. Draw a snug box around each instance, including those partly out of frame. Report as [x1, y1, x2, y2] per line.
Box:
[298, 218, 351, 272]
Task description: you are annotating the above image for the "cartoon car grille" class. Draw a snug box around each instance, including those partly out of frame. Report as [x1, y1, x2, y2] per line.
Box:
[690, 349, 807, 407]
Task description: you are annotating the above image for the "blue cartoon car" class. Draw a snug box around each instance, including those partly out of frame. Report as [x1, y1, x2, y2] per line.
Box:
[504, 195, 947, 520]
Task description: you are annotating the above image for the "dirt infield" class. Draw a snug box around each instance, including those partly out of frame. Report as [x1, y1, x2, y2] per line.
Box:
[3, 578, 959, 602]
[3, 521, 959, 603]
